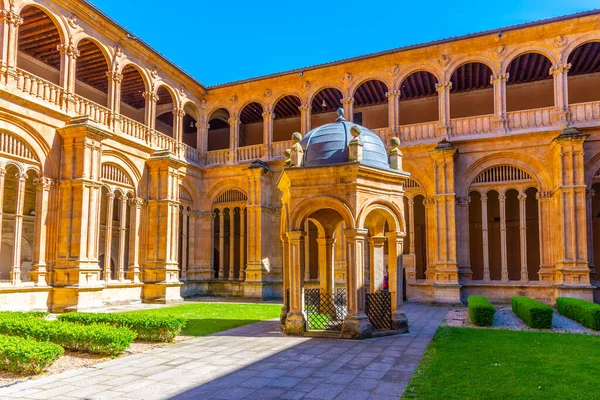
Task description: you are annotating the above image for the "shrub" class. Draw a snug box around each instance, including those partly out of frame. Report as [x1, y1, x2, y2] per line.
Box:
[58, 313, 185, 342]
[0, 311, 49, 320]
[0, 318, 136, 355]
[556, 297, 600, 330]
[0, 334, 63, 374]
[468, 296, 496, 326]
[511, 296, 553, 329]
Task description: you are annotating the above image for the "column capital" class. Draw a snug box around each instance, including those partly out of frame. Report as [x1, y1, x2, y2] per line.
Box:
[227, 117, 240, 126]
[57, 43, 80, 59]
[536, 190, 554, 200]
[298, 104, 311, 112]
[142, 91, 158, 102]
[490, 73, 509, 85]
[106, 71, 123, 83]
[587, 188, 596, 200]
[435, 81, 452, 92]
[456, 196, 471, 206]
[385, 90, 401, 99]
[128, 197, 145, 208]
[106, 190, 115, 200]
[518, 192, 527, 201]
[286, 230, 305, 242]
[549, 63, 571, 76]
[0, 8, 23, 27]
[498, 194, 506, 202]
[368, 236, 387, 246]
[343, 228, 368, 240]
[173, 108, 186, 118]
[15, 172, 27, 182]
[385, 230, 405, 242]
[341, 97, 354, 106]
[262, 110, 275, 119]
[0, 166, 5, 177]
[33, 177, 54, 190]
[119, 194, 129, 202]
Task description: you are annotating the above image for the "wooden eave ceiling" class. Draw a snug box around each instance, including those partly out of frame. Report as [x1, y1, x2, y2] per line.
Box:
[19, 7, 61, 70]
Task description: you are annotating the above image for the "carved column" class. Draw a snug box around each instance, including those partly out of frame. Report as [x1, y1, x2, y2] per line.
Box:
[218, 208, 225, 279]
[537, 191, 555, 282]
[0, 167, 5, 278]
[57, 42, 79, 94]
[228, 117, 240, 164]
[386, 231, 409, 332]
[405, 196, 417, 282]
[499, 193, 509, 282]
[116, 195, 128, 281]
[518, 192, 529, 283]
[143, 91, 158, 129]
[586, 189, 596, 282]
[550, 63, 571, 125]
[229, 208, 235, 280]
[386, 90, 401, 131]
[424, 197, 436, 281]
[0, 7, 22, 84]
[103, 190, 115, 281]
[303, 220, 311, 281]
[192, 211, 213, 280]
[126, 198, 143, 283]
[317, 237, 335, 295]
[173, 107, 185, 142]
[428, 140, 460, 302]
[456, 196, 472, 281]
[551, 127, 592, 298]
[342, 228, 371, 339]
[481, 194, 491, 282]
[197, 117, 209, 157]
[180, 209, 189, 281]
[299, 105, 311, 135]
[284, 231, 305, 335]
[106, 71, 123, 130]
[435, 81, 452, 138]
[491, 73, 509, 133]
[341, 97, 354, 122]
[368, 236, 386, 292]
[30, 177, 52, 286]
[262, 110, 274, 159]
[143, 151, 185, 303]
[54, 118, 108, 311]
[10, 172, 27, 285]
[239, 207, 246, 280]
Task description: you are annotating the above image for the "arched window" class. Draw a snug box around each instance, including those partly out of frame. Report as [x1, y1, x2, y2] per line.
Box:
[506, 52, 553, 112]
[353, 80, 389, 129]
[311, 88, 342, 129]
[239, 102, 264, 147]
[273, 95, 301, 142]
[212, 189, 248, 280]
[207, 108, 230, 151]
[182, 102, 199, 149]
[120, 65, 146, 123]
[402, 179, 428, 281]
[17, 6, 62, 85]
[75, 39, 109, 107]
[398, 71, 439, 125]
[567, 42, 600, 104]
[155, 86, 176, 138]
[449, 62, 494, 118]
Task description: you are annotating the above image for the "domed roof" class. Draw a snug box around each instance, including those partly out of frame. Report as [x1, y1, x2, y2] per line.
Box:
[300, 109, 390, 170]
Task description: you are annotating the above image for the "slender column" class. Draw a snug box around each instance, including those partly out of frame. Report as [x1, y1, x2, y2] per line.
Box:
[143, 91, 158, 129]
[386, 231, 408, 331]
[262, 110, 274, 159]
[285, 231, 306, 335]
[57, 42, 79, 94]
[550, 63, 571, 125]
[408, 198, 415, 255]
[239, 207, 245, 280]
[341, 97, 354, 122]
[10, 172, 26, 285]
[127, 198, 143, 283]
[304, 220, 311, 281]
[299, 105, 311, 134]
[219, 208, 225, 279]
[386, 90, 401, 131]
[368, 236, 386, 292]
[103, 191, 115, 280]
[518, 192, 529, 283]
[317, 237, 335, 295]
[229, 208, 235, 280]
[435, 81, 452, 138]
[210, 211, 216, 279]
[456, 196, 472, 280]
[228, 117, 240, 164]
[30, 177, 52, 286]
[491, 73, 509, 133]
[106, 71, 123, 130]
[481, 194, 490, 282]
[198, 117, 209, 154]
[116, 195, 127, 281]
[2, 7, 23, 75]
[181, 210, 189, 280]
[0, 167, 5, 277]
[342, 228, 371, 339]
[173, 107, 185, 142]
[499, 194, 508, 282]
[586, 189, 596, 281]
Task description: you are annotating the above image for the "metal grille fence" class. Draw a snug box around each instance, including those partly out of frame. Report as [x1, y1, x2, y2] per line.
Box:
[304, 288, 347, 331]
[365, 291, 393, 331]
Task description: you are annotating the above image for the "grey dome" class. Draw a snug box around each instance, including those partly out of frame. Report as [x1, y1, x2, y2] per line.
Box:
[300, 110, 390, 170]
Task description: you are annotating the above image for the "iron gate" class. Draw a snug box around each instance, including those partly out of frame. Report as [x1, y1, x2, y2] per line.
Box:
[304, 288, 347, 331]
[365, 291, 393, 331]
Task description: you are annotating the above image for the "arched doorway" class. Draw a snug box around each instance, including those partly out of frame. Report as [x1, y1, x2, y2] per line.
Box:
[402, 178, 428, 281]
[211, 189, 247, 280]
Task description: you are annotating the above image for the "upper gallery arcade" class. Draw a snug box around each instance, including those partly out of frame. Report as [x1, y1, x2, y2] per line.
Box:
[0, 0, 599, 311]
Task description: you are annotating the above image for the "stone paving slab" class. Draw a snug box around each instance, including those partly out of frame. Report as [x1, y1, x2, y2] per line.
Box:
[0, 303, 448, 400]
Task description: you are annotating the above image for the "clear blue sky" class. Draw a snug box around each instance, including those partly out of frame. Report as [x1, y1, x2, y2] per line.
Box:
[87, 0, 598, 87]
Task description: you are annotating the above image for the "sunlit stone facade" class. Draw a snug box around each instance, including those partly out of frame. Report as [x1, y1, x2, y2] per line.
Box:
[0, 0, 599, 311]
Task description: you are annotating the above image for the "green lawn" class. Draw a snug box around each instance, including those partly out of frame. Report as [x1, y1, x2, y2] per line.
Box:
[403, 326, 600, 400]
[121, 302, 282, 336]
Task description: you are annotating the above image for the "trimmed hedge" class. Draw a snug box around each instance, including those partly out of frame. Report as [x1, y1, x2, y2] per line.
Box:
[468, 296, 496, 326]
[511, 296, 553, 329]
[58, 313, 185, 342]
[0, 317, 136, 355]
[0, 311, 49, 319]
[0, 334, 63, 374]
[556, 297, 600, 330]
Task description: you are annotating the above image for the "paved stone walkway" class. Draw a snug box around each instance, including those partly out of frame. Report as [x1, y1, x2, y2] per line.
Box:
[0, 303, 448, 400]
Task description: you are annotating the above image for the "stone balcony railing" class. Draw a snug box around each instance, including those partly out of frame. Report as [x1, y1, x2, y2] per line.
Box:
[8, 68, 600, 170]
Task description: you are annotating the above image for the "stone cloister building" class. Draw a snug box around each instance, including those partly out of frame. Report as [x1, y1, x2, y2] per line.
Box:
[0, 0, 599, 311]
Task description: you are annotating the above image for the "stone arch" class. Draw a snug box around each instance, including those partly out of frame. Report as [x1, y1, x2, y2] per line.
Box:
[460, 152, 548, 196]
[116, 61, 151, 89]
[446, 56, 499, 79]
[272, 94, 302, 142]
[16, 1, 69, 44]
[349, 76, 392, 97]
[179, 177, 200, 206]
[290, 196, 355, 232]
[213, 187, 248, 205]
[395, 66, 441, 91]
[236, 98, 267, 119]
[100, 162, 135, 194]
[308, 84, 345, 106]
[562, 34, 600, 64]
[101, 151, 141, 182]
[201, 178, 246, 209]
[501, 47, 558, 75]
[585, 153, 600, 189]
[206, 104, 233, 121]
[72, 34, 112, 67]
[357, 199, 404, 236]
